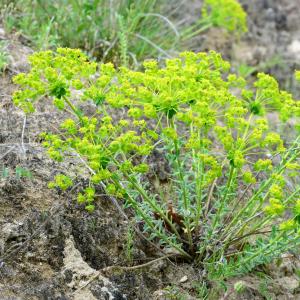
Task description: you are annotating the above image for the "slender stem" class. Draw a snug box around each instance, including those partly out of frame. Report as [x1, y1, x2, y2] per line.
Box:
[230, 185, 300, 244]
[192, 126, 204, 232]
[125, 186, 191, 259]
[198, 165, 235, 259]
[221, 147, 300, 241]
[204, 178, 217, 217]
[234, 231, 284, 267]
[63, 95, 83, 122]
[124, 175, 183, 240]
[170, 120, 193, 249]
[212, 165, 235, 230]
[111, 175, 192, 258]
[221, 232, 297, 278]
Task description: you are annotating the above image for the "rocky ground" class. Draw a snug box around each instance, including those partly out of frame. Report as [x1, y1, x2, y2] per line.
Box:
[1, 1, 300, 299]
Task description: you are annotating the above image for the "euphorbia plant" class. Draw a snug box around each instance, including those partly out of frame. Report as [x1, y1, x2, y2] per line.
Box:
[182, 0, 247, 41]
[13, 48, 300, 279]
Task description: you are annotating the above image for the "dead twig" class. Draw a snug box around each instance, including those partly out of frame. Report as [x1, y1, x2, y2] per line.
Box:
[0, 146, 15, 160]
[204, 178, 217, 217]
[20, 114, 27, 156]
[76, 253, 177, 292]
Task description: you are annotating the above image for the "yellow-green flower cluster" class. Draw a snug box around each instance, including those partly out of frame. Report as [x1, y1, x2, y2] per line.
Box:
[13, 48, 97, 113]
[279, 219, 297, 231]
[78, 187, 96, 212]
[40, 110, 155, 205]
[198, 154, 222, 184]
[264, 198, 285, 216]
[263, 184, 285, 217]
[254, 159, 273, 171]
[12, 49, 300, 265]
[13, 49, 300, 200]
[202, 0, 248, 34]
[48, 174, 73, 190]
[242, 171, 256, 184]
[253, 73, 300, 121]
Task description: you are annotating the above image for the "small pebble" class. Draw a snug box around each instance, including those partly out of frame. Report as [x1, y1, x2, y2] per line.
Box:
[179, 275, 188, 283]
